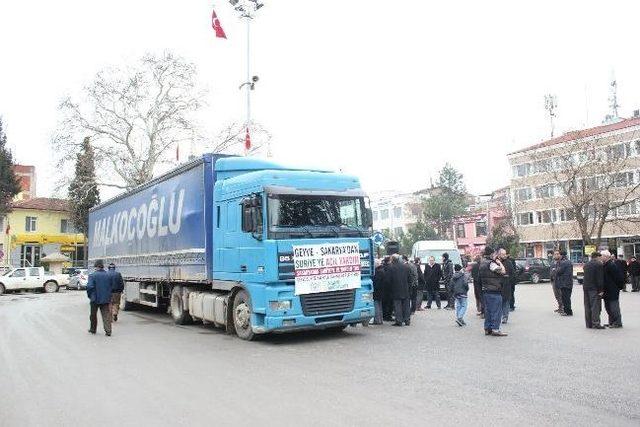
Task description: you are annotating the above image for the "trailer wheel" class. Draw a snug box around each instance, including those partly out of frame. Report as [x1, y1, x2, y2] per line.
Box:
[170, 286, 192, 325]
[232, 290, 255, 341]
[0, 283, 5, 295]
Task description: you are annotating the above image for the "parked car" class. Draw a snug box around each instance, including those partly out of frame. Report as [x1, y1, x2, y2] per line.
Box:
[62, 267, 84, 276]
[67, 269, 89, 290]
[0, 267, 68, 294]
[514, 257, 552, 284]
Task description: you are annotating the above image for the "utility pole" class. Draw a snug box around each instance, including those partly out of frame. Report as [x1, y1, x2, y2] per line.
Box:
[230, 0, 264, 155]
[544, 94, 557, 138]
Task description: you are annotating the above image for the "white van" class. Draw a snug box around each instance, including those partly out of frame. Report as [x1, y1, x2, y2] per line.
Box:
[411, 240, 463, 266]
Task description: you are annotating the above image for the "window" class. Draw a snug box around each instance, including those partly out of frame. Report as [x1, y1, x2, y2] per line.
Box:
[475, 221, 487, 236]
[513, 163, 531, 177]
[380, 209, 389, 220]
[559, 208, 576, 222]
[455, 223, 466, 238]
[533, 159, 552, 174]
[582, 176, 603, 191]
[536, 210, 556, 224]
[515, 188, 532, 201]
[11, 269, 26, 278]
[611, 172, 635, 188]
[29, 267, 41, 276]
[535, 184, 555, 199]
[606, 142, 631, 161]
[25, 216, 37, 232]
[517, 212, 534, 225]
[372, 211, 379, 221]
[60, 219, 75, 233]
[393, 206, 402, 219]
[616, 202, 637, 217]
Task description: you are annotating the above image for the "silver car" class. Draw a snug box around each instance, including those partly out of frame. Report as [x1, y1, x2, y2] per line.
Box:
[67, 269, 89, 290]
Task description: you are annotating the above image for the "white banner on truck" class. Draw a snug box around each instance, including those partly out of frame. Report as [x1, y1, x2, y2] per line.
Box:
[293, 242, 361, 295]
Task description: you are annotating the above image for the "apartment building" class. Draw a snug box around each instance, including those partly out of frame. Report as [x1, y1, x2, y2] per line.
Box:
[369, 190, 422, 238]
[507, 116, 640, 262]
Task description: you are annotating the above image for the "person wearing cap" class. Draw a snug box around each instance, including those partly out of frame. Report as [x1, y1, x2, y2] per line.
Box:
[86, 259, 114, 336]
[108, 263, 125, 322]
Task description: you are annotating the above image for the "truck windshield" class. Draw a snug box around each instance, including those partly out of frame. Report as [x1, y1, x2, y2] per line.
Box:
[268, 194, 367, 238]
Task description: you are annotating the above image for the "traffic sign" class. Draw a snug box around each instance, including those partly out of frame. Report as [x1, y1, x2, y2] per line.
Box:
[372, 232, 385, 246]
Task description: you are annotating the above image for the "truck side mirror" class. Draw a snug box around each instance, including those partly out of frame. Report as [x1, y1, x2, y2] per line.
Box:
[364, 208, 373, 228]
[251, 196, 263, 240]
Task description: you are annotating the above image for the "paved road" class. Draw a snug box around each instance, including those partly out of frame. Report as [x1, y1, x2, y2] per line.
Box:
[1, 284, 639, 427]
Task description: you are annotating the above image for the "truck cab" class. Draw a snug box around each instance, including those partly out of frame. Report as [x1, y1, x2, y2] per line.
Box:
[211, 158, 375, 339]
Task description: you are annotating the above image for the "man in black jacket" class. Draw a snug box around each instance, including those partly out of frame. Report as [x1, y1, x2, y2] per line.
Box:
[423, 256, 442, 309]
[477, 246, 508, 336]
[372, 258, 389, 325]
[553, 250, 574, 316]
[615, 254, 628, 292]
[500, 250, 517, 323]
[582, 252, 605, 329]
[628, 256, 640, 292]
[388, 254, 412, 326]
[471, 255, 482, 315]
[602, 250, 624, 328]
[108, 263, 125, 322]
[442, 253, 454, 310]
[413, 257, 425, 311]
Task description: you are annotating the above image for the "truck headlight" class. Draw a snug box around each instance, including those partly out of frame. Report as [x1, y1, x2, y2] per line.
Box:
[269, 300, 292, 311]
[361, 292, 373, 302]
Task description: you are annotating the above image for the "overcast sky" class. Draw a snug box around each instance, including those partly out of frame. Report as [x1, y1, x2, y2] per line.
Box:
[2, 0, 640, 199]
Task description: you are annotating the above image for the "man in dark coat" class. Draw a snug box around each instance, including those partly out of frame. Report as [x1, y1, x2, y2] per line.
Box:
[381, 256, 394, 321]
[413, 257, 425, 311]
[87, 259, 115, 336]
[471, 255, 482, 315]
[602, 251, 624, 328]
[553, 250, 574, 316]
[423, 256, 442, 309]
[404, 255, 419, 314]
[628, 256, 640, 292]
[582, 252, 605, 329]
[388, 254, 412, 326]
[442, 253, 454, 310]
[500, 251, 517, 323]
[615, 254, 628, 292]
[372, 258, 389, 325]
[108, 262, 125, 322]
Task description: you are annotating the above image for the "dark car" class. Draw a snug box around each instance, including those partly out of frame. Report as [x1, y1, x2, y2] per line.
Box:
[515, 257, 552, 284]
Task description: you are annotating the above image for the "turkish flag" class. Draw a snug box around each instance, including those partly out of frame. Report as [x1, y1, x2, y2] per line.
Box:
[212, 9, 227, 39]
[5, 223, 10, 234]
[245, 127, 251, 151]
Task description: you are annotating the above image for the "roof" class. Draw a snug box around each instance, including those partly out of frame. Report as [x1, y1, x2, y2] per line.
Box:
[11, 198, 70, 212]
[509, 116, 640, 156]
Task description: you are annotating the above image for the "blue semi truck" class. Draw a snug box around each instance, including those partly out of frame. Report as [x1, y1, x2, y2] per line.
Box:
[88, 154, 374, 340]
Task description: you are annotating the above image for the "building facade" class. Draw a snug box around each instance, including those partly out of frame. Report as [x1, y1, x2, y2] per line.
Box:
[1, 198, 85, 268]
[369, 190, 423, 238]
[507, 116, 640, 262]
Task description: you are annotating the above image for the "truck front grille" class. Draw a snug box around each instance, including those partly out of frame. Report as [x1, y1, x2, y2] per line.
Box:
[300, 289, 355, 316]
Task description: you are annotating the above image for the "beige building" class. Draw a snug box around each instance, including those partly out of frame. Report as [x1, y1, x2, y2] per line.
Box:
[507, 115, 640, 262]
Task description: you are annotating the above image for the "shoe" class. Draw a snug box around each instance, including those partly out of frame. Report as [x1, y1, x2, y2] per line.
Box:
[554, 308, 562, 313]
[405, 321, 411, 326]
[461, 319, 467, 325]
[88, 329, 96, 334]
[510, 307, 515, 312]
[456, 318, 463, 327]
[485, 329, 492, 336]
[437, 307, 442, 310]
[491, 330, 508, 337]
[609, 324, 623, 328]
[425, 306, 431, 309]
[560, 313, 573, 316]
[113, 314, 118, 322]
[105, 332, 112, 336]
[593, 325, 605, 329]
[392, 322, 403, 327]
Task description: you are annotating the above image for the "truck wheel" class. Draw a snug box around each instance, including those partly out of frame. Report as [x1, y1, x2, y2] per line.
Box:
[232, 290, 255, 341]
[170, 287, 192, 325]
[531, 273, 540, 284]
[43, 281, 58, 293]
[0, 283, 5, 295]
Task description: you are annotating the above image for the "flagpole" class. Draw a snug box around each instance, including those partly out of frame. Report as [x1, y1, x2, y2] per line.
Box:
[245, 14, 251, 156]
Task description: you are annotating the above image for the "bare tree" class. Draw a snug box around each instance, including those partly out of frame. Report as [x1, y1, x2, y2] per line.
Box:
[529, 129, 640, 246]
[53, 52, 205, 190]
[205, 122, 272, 156]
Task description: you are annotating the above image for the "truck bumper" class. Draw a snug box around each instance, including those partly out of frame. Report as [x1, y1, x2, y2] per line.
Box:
[252, 305, 374, 334]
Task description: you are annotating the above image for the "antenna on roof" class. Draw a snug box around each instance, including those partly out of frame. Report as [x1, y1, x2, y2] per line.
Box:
[544, 94, 557, 138]
[606, 71, 620, 123]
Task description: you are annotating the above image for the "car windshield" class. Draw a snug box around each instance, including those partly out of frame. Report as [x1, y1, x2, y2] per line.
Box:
[268, 194, 368, 238]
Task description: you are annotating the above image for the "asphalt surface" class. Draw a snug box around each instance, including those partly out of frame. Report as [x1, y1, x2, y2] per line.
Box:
[1, 284, 639, 427]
